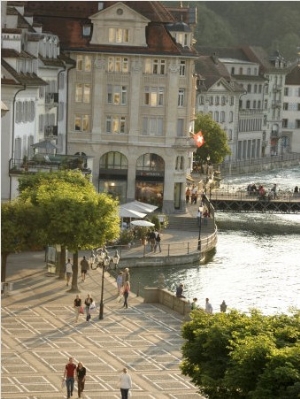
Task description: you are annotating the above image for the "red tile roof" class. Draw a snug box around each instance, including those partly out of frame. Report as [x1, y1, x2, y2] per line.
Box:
[25, 1, 196, 56]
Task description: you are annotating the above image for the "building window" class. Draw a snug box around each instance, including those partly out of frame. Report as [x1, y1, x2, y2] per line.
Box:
[179, 60, 186, 76]
[257, 100, 261, 109]
[209, 96, 213, 106]
[100, 151, 128, 169]
[107, 85, 127, 105]
[142, 117, 164, 136]
[259, 84, 262, 93]
[298, 103, 300, 111]
[254, 84, 257, 93]
[231, 67, 235, 75]
[145, 59, 166, 75]
[106, 116, 126, 134]
[108, 28, 129, 43]
[199, 96, 204, 105]
[284, 87, 289, 96]
[246, 100, 251, 109]
[221, 96, 226, 105]
[247, 84, 251, 93]
[228, 129, 233, 140]
[283, 103, 288, 110]
[75, 83, 91, 103]
[177, 118, 184, 137]
[282, 119, 288, 128]
[296, 120, 300, 128]
[144, 87, 164, 106]
[108, 56, 129, 73]
[230, 96, 234, 106]
[76, 55, 91, 72]
[264, 99, 268, 110]
[214, 111, 219, 122]
[178, 89, 184, 107]
[229, 111, 233, 122]
[74, 114, 90, 132]
[247, 67, 251, 75]
[253, 100, 256, 109]
[220, 111, 225, 123]
[215, 96, 219, 105]
[175, 156, 184, 170]
[239, 67, 243, 74]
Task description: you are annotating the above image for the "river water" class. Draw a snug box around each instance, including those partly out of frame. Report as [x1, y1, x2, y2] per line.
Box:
[118, 166, 300, 315]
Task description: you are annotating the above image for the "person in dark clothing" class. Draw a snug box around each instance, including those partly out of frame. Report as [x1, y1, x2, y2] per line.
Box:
[76, 362, 86, 398]
[175, 284, 185, 298]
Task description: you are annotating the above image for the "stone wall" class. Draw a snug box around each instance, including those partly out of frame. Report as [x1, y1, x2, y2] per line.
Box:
[144, 287, 191, 316]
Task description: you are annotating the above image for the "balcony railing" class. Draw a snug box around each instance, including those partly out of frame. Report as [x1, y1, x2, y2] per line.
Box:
[9, 154, 91, 175]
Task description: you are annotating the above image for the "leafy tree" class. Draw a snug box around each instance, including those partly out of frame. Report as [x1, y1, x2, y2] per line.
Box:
[194, 113, 231, 165]
[1, 201, 45, 282]
[181, 308, 300, 399]
[18, 171, 120, 291]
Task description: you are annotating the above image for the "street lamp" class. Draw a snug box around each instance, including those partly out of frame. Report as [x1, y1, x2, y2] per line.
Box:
[206, 155, 210, 178]
[99, 255, 111, 320]
[197, 206, 203, 251]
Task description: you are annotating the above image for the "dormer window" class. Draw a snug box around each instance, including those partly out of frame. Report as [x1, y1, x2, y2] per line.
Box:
[82, 24, 92, 37]
[108, 28, 129, 44]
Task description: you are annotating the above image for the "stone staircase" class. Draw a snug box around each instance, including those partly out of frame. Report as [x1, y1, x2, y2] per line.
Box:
[166, 215, 215, 234]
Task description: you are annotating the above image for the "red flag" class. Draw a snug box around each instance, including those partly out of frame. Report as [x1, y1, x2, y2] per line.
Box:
[193, 131, 205, 147]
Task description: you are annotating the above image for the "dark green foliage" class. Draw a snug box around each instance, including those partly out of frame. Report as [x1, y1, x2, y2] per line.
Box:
[163, 2, 300, 61]
[181, 309, 300, 399]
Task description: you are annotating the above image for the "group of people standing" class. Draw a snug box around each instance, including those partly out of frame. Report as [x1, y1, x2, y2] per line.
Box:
[186, 184, 199, 205]
[63, 357, 132, 399]
[147, 229, 162, 253]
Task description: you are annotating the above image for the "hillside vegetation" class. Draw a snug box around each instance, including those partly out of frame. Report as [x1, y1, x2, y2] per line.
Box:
[165, 2, 300, 61]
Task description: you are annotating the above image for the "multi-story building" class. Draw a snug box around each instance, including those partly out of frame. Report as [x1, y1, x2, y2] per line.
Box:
[1, 1, 73, 200]
[282, 64, 300, 153]
[195, 53, 245, 162]
[195, 46, 293, 162]
[25, 1, 198, 213]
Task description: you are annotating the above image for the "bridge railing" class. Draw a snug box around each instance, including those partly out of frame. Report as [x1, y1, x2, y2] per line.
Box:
[209, 189, 299, 202]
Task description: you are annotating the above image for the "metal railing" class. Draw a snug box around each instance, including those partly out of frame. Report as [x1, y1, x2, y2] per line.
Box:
[105, 229, 217, 259]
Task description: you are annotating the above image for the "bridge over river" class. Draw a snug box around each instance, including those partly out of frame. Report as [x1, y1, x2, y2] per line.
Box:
[208, 190, 300, 213]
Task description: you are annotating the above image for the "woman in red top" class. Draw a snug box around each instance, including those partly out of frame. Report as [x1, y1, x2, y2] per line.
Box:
[122, 281, 130, 309]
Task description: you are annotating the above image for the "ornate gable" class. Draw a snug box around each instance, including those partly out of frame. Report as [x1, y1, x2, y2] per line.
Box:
[90, 2, 150, 47]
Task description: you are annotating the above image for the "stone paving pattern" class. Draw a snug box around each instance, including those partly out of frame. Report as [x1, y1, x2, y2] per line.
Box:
[2, 228, 205, 399]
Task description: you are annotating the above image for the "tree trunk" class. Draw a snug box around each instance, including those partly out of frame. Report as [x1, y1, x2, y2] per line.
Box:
[1, 252, 9, 283]
[68, 251, 80, 292]
[58, 245, 66, 279]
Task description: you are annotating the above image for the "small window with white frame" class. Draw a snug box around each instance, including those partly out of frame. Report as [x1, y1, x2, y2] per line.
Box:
[106, 115, 126, 134]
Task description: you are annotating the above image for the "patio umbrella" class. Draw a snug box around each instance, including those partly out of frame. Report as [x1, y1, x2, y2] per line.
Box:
[122, 201, 158, 214]
[130, 220, 155, 227]
[119, 207, 146, 219]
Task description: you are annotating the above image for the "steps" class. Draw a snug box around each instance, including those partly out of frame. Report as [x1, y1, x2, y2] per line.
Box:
[166, 215, 215, 234]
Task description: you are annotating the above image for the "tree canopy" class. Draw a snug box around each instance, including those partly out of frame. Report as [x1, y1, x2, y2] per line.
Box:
[181, 308, 300, 399]
[2, 171, 120, 285]
[194, 113, 231, 164]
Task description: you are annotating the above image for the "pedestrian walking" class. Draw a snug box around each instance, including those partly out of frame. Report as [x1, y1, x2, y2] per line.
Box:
[154, 230, 161, 253]
[80, 256, 89, 282]
[84, 294, 93, 321]
[74, 294, 82, 322]
[63, 357, 76, 399]
[122, 268, 130, 285]
[205, 298, 213, 314]
[65, 258, 73, 286]
[119, 367, 132, 399]
[122, 281, 130, 309]
[76, 362, 86, 399]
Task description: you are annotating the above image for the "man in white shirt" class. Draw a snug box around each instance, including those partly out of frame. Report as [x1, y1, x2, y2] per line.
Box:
[205, 297, 213, 314]
[65, 259, 73, 286]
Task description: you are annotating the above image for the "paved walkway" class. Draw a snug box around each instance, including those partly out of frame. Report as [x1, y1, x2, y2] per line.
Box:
[2, 229, 205, 399]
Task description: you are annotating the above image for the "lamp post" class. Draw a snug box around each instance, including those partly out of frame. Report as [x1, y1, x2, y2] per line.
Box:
[99, 255, 110, 320]
[197, 206, 203, 251]
[206, 155, 210, 178]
